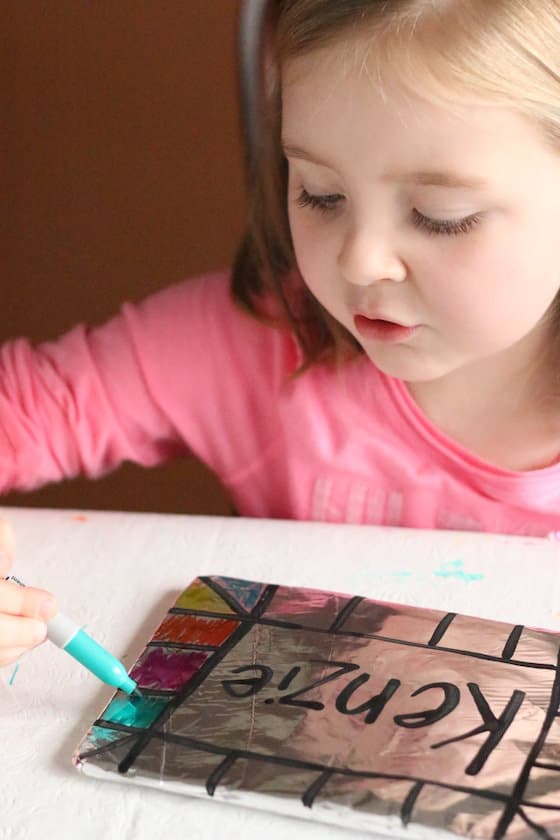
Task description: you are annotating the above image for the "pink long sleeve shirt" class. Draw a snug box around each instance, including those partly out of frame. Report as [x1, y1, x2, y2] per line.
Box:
[1, 271, 559, 537]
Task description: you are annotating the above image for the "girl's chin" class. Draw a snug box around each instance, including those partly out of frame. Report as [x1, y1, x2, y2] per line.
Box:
[362, 346, 450, 383]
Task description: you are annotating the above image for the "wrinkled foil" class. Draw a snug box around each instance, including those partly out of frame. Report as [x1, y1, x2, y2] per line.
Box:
[74, 576, 560, 839]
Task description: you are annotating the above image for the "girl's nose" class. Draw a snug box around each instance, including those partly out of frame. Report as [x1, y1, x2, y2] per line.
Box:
[338, 223, 407, 287]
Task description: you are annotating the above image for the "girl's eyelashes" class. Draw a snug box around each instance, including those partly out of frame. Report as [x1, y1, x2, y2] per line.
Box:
[295, 188, 483, 237]
[411, 208, 483, 237]
[296, 187, 344, 214]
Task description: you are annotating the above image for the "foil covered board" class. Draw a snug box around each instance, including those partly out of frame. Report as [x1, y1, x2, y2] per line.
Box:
[74, 575, 560, 838]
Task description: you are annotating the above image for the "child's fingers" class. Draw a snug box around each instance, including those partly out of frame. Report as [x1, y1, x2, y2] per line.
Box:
[0, 523, 52, 668]
[0, 580, 57, 621]
[0, 647, 28, 669]
[0, 612, 47, 649]
[0, 524, 57, 620]
[0, 552, 12, 576]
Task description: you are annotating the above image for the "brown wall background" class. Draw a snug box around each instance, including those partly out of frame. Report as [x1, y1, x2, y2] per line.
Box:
[2, 1, 246, 515]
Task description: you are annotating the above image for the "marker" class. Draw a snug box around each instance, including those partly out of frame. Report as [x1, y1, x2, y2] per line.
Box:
[5, 575, 140, 697]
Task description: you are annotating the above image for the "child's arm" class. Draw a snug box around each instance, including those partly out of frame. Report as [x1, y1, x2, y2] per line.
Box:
[0, 272, 285, 495]
[0, 272, 288, 665]
[0, 287, 191, 493]
[0, 522, 57, 667]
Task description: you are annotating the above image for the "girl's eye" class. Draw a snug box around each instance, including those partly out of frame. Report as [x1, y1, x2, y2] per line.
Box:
[411, 208, 482, 237]
[296, 189, 482, 237]
[296, 188, 343, 214]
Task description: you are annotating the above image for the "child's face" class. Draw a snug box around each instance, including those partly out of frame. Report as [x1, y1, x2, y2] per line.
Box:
[282, 44, 560, 383]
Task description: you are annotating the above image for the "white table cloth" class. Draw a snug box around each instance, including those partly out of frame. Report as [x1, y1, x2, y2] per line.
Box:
[2, 506, 560, 840]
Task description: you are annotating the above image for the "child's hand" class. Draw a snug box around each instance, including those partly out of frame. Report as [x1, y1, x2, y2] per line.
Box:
[0, 521, 58, 667]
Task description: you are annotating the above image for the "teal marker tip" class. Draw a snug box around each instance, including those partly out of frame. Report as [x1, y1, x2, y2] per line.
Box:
[64, 629, 138, 695]
[4, 574, 139, 696]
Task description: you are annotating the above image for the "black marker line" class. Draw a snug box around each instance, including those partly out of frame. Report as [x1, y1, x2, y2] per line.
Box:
[92, 719, 560, 821]
[250, 583, 278, 616]
[277, 665, 302, 691]
[280, 660, 359, 712]
[519, 800, 560, 812]
[78, 733, 139, 761]
[93, 721, 519, 807]
[168, 607, 557, 671]
[116, 585, 278, 776]
[431, 684, 525, 776]
[428, 613, 456, 647]
[103, 581, 560, 829]
[502, 626, 524, 661]
[338, 636, 554, 672]
[93, 720, 146, 734]
[145, 641, 220, 652]
[493, 645, 560, 838]
[168, 607, 245, 618]
[517, 806, 553, 839]
[200, 576, 249, 615]
[534, 761, 560, 773]
[401, 781, 424, 826]
[329, 596, 364, 633]
[206, 752, 239, 796]
[302, 770, 333, 808]
[169, 606, 304, 630]
[131, 687, 175, 698]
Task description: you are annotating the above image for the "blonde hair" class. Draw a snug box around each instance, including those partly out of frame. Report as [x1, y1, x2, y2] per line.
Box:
[232, 0, 560, 369]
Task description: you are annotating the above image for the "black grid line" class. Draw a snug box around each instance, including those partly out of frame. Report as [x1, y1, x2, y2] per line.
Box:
[86, 720, 521, 807]
[131, 687, 176, 698]
[519, 800, 560, 812]
[494, 646, 560, 838]
[145, 641, 220, 652]
[116, 584, 279, 775]
[200, 576, 251, 615]
[401, 781, 424, 826]
[167, 607, 558, 671]
[81, 576, 560, 839]
[302, 770, 334, 808]
[329, 596, 364, 633]
[79, 732, 139, 761]
[502, 626, 524, 662]
[428, 613, 457, 647]
[206, 753, 239, 796]
[534, 761, 560, 773]
[168, 606, 303, 626]
[517, 807, 554, 839]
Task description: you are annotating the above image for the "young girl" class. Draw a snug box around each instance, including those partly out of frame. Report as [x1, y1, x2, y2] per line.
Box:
[3, 0, 560, 666]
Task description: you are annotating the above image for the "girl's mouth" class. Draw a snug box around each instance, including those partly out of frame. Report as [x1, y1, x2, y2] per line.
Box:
[353, 315, 418, 344]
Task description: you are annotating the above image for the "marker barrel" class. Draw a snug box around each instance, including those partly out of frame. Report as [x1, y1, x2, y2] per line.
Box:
[4, 575, 137, 696]
[64, 627, 137, 695]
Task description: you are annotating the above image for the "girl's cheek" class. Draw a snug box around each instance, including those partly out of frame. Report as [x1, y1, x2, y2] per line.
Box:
[414, 255, 480, 321]
[291, 218, 326, 263]
[288, 207, 315, 246]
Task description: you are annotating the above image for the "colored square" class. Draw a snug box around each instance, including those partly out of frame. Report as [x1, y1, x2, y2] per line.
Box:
[153, 614, 238, 646]
[130, 647, 209, 692]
